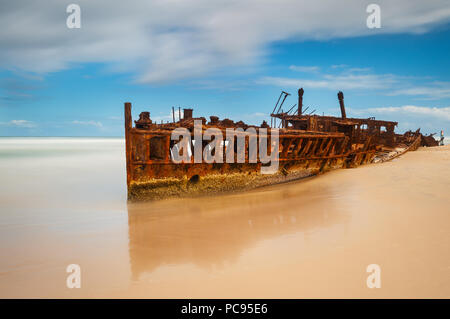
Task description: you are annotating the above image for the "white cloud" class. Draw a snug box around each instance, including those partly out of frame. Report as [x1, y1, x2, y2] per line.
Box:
[258, 65, 450, 100]
[250, 112, 268, 117]
[331, 64, 349, 69]
[107, 116, 122, 121]
[348, 67, 372, 73]
[387, 83, 450, 99]
[0, 0, 449, 83]
[72, 120, 103, 128]
[289, 65, 320, 73]
[151, 114, 174, 123]
[0, 120, 36, 128]
[357, 105, 450, 121]
[349, 105, 450, 134]
[258, 73, 398, 90]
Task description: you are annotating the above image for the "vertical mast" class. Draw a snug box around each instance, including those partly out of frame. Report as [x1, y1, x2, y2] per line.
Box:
[124, 102, 132, 189]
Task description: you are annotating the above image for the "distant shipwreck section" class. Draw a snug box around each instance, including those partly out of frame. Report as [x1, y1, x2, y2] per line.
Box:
[124, 88, 438, 201]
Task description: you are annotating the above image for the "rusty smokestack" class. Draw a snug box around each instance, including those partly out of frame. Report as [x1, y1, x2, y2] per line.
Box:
[183, 108, 193, 120]
[298, 88, 304, 115]
[337, 91, 346, 119]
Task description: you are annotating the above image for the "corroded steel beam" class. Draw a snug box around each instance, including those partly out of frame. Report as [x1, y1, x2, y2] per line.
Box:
[125, 92, 425, 201]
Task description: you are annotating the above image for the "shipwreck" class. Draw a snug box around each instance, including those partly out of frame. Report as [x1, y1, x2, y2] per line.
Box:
[124, 88, 437, 201]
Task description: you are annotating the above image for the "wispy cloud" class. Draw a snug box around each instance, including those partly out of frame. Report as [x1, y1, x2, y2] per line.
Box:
[387, 82, 450, 100]
[347, 67, 372, 73]
[289, 65, 320, 73]
[258, 73, 397, 90]
[0, 75, 44, 103]
[248, 112, 267, 117]
[72, 120, 103, 128]
[331, 64, 348, 69]
[107, 116, 122, 121]
[350, 105, 450, 134]
[354, 105, 450, 120]
[259, 64, 450, 101]
[0, 1, 449, 83]
[0, 120, 36, 128]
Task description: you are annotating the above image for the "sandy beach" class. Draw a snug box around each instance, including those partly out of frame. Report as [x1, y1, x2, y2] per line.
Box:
[0, 138, 449, 298]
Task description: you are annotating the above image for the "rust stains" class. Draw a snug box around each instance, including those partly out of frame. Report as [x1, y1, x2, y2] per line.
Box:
[125, 88, 437, 201]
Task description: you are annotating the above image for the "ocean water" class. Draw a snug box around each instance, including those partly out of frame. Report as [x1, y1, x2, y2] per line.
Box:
[0, 138, 130, 297]
[0, 137, 127, 206]
[0, 137, 449, 298]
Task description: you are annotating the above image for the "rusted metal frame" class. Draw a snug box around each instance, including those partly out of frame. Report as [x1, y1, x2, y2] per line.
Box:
[380, 135, 421, 163]
[352, 136, 372, 166]
[131, 152, 351, 166]
[321, 138, 334, 157]
[133, 126, 346, 139]
[280, 137, 294, 158]
[287, 153, 349, 161]
[316, 137, 327, 155]
[261, 132, 344, 139]
[145, 134, 151, 161]
[133, 132, 307, 165]
[233, 136, 239, 163]
[410, 135, 421, 151]
[279, 114, 398, 128]
[287, 138, 296, 155]
[164, 135, 171, 162]
[131, 151, 351, 166]
[291, 138, 303, 158]
[224, 135, 235, 164]
[330, 138, 341, 156]
[320, 137, 330, 155]
[187, 136, 195, 164]
[131, 128, 344, 139]
[366, 150, 377, 163]
[245, 134, 251, 162]
[244, 131, 253, 163]
[129, 125, 353, 167]
[132, 129, 172, 135]
[125, 103, 133, 187]
[361, 150, 376, 164]
[222, 136, 228, 163]
[319, 158, 329, 172]
[364, 144, 377, 164]
[351, 153, 361, 166]
[359, 150, 370, 165]
[328, 139, 337, 155]
[315, 137, 329, 156]
[337, 136, 349, 154]
[333, 138, 344, 155]
[298, 139, 313, 157]
[312, 138, 324, 156]
[307, 138, 321, 156]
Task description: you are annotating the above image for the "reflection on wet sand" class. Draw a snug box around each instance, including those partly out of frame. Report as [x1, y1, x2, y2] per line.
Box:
[1, 139, 449, 298]
[122, 146, 450, 298]
[127, 179, 350, 280]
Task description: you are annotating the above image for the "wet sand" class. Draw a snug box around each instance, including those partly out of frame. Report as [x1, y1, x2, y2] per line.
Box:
[0, 139, 449, 298]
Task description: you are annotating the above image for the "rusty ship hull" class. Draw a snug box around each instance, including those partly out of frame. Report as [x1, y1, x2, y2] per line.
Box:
[124, 88, 432, 201]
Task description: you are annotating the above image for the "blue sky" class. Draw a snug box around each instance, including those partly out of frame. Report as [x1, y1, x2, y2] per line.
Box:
[1, 1, 450, 136]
